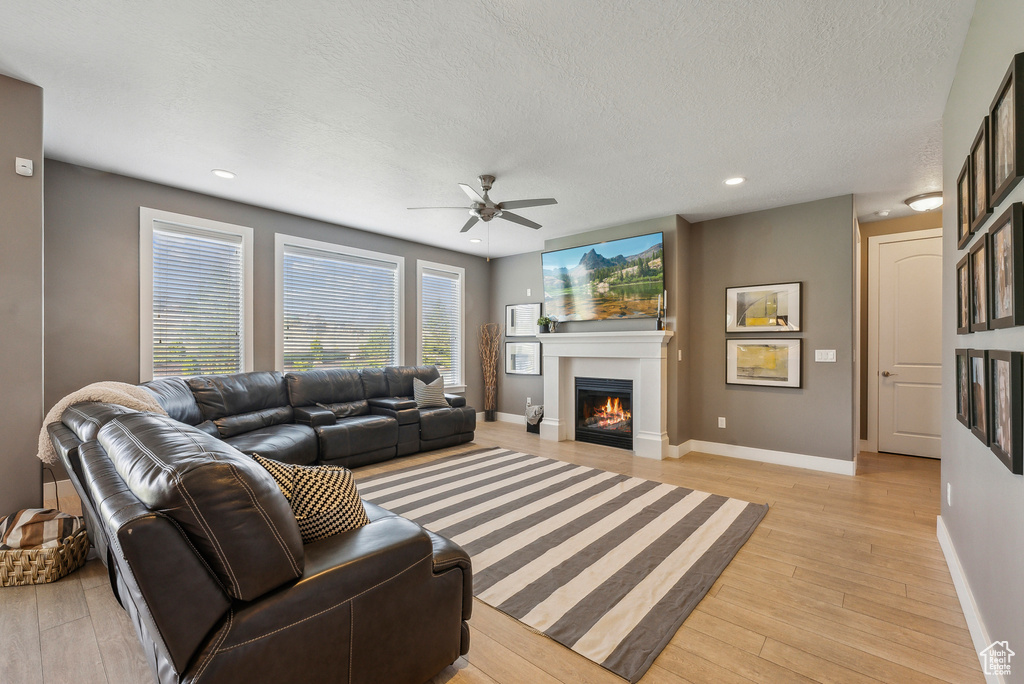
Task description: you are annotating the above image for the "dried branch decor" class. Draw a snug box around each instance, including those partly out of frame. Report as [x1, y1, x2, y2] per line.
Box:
[479, 323, 501, 421]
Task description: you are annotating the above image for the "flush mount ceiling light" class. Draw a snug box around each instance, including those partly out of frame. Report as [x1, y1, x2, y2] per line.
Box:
[724, 177, 746, 186]
[904, 191, 942, 212]
[211, 169, 236, 179]
[876, 210, 891, 217]
[469, 238, 482, 243]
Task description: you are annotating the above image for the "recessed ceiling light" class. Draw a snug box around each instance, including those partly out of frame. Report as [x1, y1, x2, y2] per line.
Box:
[876, 210, 891, 217]
[212, 169, 236, 179]
[469, 238, 482, 243]
[724, 177, 745, 186]
[904, 192, 942, 212]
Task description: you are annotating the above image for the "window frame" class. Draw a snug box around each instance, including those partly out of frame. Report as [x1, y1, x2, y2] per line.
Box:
[139, 207, 254, 381]
[274, 233, 405, 372]
[416, 259, 466, 393]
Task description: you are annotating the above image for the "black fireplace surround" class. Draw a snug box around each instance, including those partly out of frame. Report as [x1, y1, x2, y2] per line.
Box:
[575, 377, 633, 450]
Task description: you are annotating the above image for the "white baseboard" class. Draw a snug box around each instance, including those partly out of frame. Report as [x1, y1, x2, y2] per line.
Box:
[676, 440, 857, 476]
[43, 478, 77, 505]
[937, 516, 999, 682]
[495, 411, 527, 425]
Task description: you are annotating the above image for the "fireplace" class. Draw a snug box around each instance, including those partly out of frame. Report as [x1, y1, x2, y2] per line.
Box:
[575, 377, 633, 450]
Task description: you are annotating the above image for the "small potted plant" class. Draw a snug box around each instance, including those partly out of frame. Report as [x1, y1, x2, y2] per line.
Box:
[537, 315, 552, 333]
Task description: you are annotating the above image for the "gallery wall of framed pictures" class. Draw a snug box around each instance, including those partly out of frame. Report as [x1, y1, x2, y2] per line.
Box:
[954, 50, 1024, 475]
[724, 282, 803, 388]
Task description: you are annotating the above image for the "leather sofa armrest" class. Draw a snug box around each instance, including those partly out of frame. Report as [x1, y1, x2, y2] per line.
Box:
[425, 530, 472, 620]
[367, 396, 418, 411]
[444, 394, 467, 408]
[294, 405, 337, 427]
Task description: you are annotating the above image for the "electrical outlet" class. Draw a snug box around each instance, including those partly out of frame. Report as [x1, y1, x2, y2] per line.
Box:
[947, 482, 952, 507]
[526, 397, 532, 407]
[527, 288, 531, 297]
[718, 417, 726, 429]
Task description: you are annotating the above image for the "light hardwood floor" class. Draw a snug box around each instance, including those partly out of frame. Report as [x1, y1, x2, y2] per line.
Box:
[5, 421, 982, 684]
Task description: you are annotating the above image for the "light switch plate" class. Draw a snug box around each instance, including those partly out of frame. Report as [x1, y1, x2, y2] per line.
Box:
[814, 349, 837, 363]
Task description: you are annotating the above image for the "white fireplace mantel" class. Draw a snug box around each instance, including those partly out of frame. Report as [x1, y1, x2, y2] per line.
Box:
[537, 330, 673, 459]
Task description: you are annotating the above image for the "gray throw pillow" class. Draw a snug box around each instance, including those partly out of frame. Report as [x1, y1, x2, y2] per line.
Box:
[251, 454, 370, 543]
[413, 376, 448, 408]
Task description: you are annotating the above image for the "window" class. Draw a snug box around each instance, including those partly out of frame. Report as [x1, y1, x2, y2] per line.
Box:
[276, 235, 404, 372]
[139, 208, 253, 380]
[418, 260, 465, 391]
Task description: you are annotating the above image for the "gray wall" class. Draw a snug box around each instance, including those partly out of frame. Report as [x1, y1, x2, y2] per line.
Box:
[686, 196, 856, 460]
[0, 75, 44, 513]
[490, 252, 546, 417]
[941, 0, 1024, 658]
[44, 160, 491, 414]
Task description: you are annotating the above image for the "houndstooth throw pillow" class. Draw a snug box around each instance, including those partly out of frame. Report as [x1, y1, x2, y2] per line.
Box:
[251, 454, 370, 543]
[413, 376, 448, 408]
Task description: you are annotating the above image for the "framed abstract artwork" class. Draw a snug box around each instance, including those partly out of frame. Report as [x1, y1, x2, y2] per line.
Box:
[970, 234, 990, 332]
[970, 349, 990, 445]
[505, 303, 541, 337]
[957, 156, 973, 249]
[725, 282, 801, 333]
[988, 350, 1023, 474]
[989, 53, 1024, 207]
[970, 118, 993, 233]
[956, 348, 971, 428]
[726, 339, 801, 388]
[988, 203, 1024, 329]
[504, 342, 541, 375]
[956, 253, 971, 334]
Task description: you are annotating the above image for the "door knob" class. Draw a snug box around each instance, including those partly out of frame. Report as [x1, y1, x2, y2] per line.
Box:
[881, 371, 898, 377]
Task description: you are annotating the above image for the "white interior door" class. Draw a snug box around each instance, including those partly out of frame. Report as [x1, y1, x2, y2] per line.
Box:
[872, 232, 942, 458]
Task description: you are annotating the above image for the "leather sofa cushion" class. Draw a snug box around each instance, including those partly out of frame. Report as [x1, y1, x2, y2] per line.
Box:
[225, 424, 319, 466]
[98, 412, 304, 601]
[286, 368, 365, 407]
[317, 400, 369, 418]
[215, 405, 295, 438]
[317, 415, 398, 461]
[141, 377, 203, 425]
[61, 402, 137, 442]
[419, 406, 476, 441]
[359, 368, 389, 399]
[385, 366, 441, 399]
[187, 372, 289, 421]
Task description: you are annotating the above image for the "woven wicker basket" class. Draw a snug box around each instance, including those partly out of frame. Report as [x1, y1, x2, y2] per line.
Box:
[0, 527, 89, 586]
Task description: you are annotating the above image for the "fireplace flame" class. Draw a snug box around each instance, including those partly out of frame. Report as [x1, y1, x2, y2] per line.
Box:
[594, 396, 631, 428]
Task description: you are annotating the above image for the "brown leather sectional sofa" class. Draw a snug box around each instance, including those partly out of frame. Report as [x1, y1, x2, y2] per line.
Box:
[46, 365, 475, 684]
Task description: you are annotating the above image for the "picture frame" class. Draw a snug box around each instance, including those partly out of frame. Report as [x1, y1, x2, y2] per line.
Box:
[988, 203, 1024, 329]
[970, 118, 993, 233]
[725, 282, 801, 333]
[988, 350, 1023, 474]
[969, 349, 990, 445]
[970, 234, 990, 332]
[989, 53, 1024, 208]
[956, 253, 972, 334]
[726, 338, 801, 388]
[957, 156, 973, 249]
[955, 348, 971, 428]
[505, 341, 541, 375]
[505, 303, 542, 337]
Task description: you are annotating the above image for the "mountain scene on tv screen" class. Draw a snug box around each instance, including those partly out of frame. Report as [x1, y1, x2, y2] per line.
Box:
[542, 234, 664, 321]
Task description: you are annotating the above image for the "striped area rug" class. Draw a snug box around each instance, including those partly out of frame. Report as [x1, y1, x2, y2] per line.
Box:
[356, 446, 768, 683]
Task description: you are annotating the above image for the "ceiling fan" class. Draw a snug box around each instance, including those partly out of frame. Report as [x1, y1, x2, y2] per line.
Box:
[409, 175, 557, 232]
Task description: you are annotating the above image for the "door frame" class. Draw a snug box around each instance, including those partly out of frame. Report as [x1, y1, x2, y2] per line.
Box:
[866, 227, 943, 453]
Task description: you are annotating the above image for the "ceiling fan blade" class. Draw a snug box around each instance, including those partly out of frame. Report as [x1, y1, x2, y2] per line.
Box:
[498, 211, 542, 230]
[460, 216, 480, 233]
[459, 183, 486, 204]
[498, 198, 558, 210]
[407, 206, 469, 210]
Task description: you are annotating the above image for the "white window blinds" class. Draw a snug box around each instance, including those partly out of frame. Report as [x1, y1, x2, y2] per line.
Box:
[151, 222, 245, 377]
[281, 243, 401, 371]
[419, 263, 463, 386]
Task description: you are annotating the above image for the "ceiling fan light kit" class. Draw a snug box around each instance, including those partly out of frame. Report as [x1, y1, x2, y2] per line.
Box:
[410, 174, 557, 233]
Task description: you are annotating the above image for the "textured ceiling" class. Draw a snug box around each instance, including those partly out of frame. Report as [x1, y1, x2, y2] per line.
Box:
[0, 1, 973, 257]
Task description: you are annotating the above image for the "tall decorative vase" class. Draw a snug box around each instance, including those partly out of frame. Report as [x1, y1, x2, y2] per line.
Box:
[479, 323, 501, 422]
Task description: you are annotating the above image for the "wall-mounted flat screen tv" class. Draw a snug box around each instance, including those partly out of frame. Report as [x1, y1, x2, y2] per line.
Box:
[542, 232, 664, 321]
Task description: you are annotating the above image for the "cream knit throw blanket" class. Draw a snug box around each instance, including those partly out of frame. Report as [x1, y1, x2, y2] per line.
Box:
[37, 381, 168, 465]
